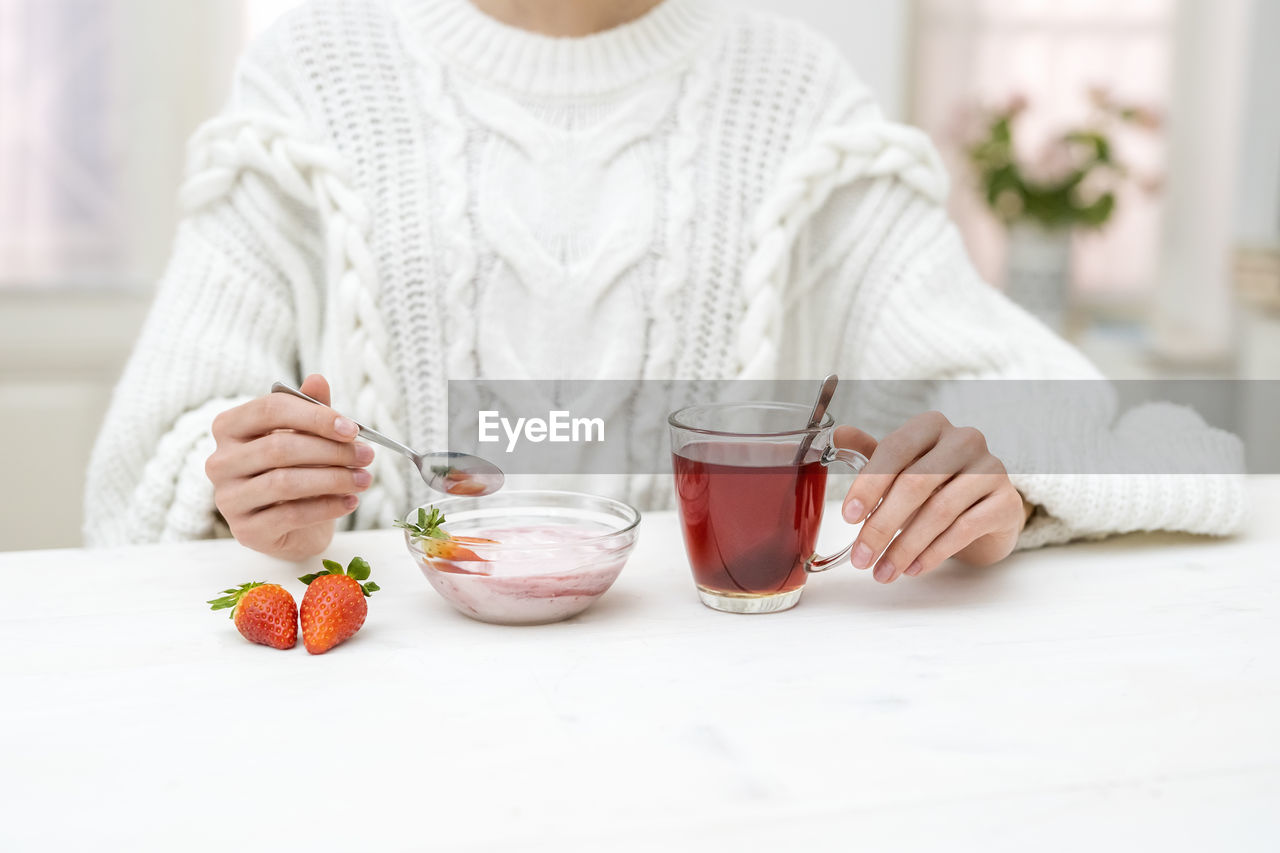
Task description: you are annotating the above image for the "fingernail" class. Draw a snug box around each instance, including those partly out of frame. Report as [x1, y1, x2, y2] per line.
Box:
[334, 417, 358, 438]
[874, 561, 896, 584]
[843, 499, 865, 523]
[852, 542, 874, 569]
[353, 469, 372, 488]
[354, 443, 375, 464]
[905, 560, 924, 577]
[342, 494, 359, 510]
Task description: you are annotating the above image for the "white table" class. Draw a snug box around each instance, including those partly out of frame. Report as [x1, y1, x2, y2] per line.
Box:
[3, 481, 1279, 852]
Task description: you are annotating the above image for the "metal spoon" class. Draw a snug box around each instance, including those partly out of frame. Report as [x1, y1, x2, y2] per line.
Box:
[271, 381, 505, 497]
[792, 374, 839, 465]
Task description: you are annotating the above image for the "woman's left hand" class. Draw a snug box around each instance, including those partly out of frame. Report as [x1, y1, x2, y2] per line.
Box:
[836, 412, 1030, 583]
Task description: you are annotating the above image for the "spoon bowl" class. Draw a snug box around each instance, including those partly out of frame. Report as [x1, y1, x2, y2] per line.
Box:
[271, 382, 504, 497]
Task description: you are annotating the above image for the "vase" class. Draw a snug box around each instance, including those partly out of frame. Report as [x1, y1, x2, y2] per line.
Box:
[1004, 222, 1072, 333]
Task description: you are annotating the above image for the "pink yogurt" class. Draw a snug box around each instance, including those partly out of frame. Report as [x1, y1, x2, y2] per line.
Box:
[415, 524, 630, 625]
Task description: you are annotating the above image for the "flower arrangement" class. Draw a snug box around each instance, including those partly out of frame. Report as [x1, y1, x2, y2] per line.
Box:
[964, 88, 1163, 231]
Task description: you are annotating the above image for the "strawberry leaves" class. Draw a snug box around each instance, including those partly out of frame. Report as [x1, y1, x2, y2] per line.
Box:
[395, 506, 498, 564]
[299, 556, 379, 598]
[207, 582, 266, 619]
[394, 507, 450, 541]
[347, 557, 372, 581]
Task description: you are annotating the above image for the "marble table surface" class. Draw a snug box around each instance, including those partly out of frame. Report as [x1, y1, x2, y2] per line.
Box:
[3, 479, 1278, 851]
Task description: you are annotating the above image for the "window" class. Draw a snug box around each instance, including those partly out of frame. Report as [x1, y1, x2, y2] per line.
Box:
[0, 2, 249, 290]
[0, 0, 122, 287]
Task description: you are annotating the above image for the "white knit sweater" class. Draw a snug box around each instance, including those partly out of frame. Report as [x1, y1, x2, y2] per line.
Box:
[84, 0, 1246, 549]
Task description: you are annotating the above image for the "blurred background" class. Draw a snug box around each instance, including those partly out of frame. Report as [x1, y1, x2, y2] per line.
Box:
[1, 0, 1277, 550]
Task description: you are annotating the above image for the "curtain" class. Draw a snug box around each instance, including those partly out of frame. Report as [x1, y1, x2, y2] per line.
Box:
[0, 0, 245, 290]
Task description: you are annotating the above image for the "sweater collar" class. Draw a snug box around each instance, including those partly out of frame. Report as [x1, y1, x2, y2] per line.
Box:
[399, 0, 724, 98]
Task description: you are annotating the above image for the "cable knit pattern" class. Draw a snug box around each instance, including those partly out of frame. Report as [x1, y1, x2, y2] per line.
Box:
[182, 112, 409, 527]
[394, 4, 479, 393]
[626, 39, 719, 509]
[85, 0, 1245, 549]
[644, 46, 718, 382]
[737, 110, 949, 379]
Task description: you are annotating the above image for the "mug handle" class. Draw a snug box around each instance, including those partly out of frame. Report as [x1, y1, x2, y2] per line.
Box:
[805, 444, 870, 573]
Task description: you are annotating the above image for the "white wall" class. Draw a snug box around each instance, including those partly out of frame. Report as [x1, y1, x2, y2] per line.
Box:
[738, 0, 911, 119]
[1149, 0, 1253, 360]
[118, 0, 246, 278]
[0, 294, 151, 550]
[1235, 0, 1280, 244]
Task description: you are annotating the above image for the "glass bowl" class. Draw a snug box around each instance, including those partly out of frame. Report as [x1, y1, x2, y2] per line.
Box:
[402, 490, 641, 626]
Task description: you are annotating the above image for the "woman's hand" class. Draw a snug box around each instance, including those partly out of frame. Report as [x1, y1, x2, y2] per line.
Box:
[206, 374, 374, 561]
[836, 412, 1030, 583]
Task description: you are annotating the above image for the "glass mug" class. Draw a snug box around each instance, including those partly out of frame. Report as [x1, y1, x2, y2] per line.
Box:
[668, 402, 869, 614]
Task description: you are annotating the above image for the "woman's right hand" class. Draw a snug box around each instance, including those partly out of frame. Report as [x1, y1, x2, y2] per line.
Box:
[206, 374, 374, 560]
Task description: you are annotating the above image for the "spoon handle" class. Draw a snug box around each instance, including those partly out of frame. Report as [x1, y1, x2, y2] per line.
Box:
[270, 382, 419, 461]
[792, 374, 839, 465]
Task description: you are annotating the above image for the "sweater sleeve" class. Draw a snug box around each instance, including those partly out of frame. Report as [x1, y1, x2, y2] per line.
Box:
[780, 123, 1246, 548]
[83, 31, 329, 547]
[83, 181, 322, 546]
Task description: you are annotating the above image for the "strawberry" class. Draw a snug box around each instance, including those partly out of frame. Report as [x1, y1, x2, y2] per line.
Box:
[444, 478, 488, 496]
[207, 582, 297, 650]
[298, 557, 379, 655]
[430, 466, 490, 496]
[394, 506, 497, 561]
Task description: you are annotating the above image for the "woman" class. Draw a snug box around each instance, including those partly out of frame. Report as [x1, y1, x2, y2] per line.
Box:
[85, 0, 1243, 581]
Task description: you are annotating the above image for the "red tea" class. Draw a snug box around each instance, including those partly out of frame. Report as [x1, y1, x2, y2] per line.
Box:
[672, 441, 828, 597]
